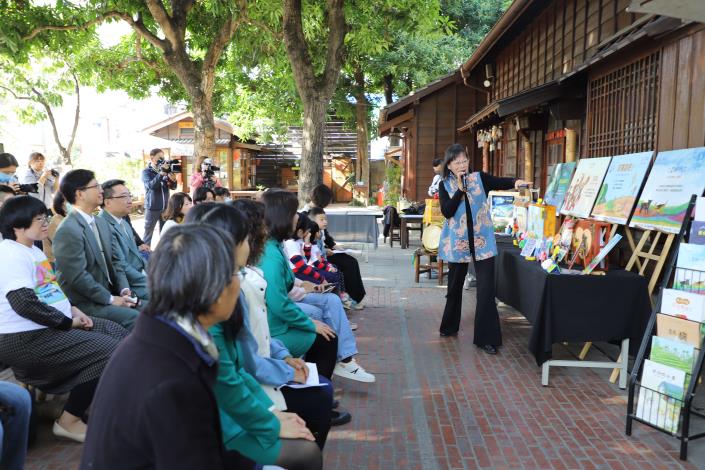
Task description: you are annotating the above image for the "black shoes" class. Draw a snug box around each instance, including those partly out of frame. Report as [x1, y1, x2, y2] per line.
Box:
[439, 331, 458, 337]
[479, 345, 498, 355]
[331, 409, 352, 426]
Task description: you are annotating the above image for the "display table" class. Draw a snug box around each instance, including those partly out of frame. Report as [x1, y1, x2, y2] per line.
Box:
[400, 214, 424, 249]
[495, 244, 651, 388]
[325, 212, 380, 249]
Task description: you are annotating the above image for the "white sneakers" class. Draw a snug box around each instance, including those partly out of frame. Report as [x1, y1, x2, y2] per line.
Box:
[334, 359, 376, 383]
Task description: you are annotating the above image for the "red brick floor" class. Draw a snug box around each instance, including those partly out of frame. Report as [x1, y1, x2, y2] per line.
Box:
[26, 284, 702, 469]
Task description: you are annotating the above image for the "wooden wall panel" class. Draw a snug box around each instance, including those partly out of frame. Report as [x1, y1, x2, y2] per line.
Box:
[657, 43, 679, 150]
[492, 0, 640, 101]
[672, 36, 694, 149]
[688, 31, 705, 148]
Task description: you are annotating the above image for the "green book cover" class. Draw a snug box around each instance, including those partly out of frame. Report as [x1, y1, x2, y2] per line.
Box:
[650, 336, 696, 374]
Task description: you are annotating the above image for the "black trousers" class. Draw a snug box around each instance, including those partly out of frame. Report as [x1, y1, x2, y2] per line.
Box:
[328, 253, 366, 303]
[439, 257, 502, 346]
[64, 378, 99, 420]
[281, 376, 333, 449]
[304, 334, 338, 380]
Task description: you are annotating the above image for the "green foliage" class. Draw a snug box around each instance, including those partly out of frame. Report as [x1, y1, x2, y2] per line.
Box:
[383, 164, 401, 206]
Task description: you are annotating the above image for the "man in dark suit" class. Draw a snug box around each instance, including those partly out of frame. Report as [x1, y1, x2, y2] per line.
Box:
[99, 179, 149, 301]
[53, 169, 138, 330]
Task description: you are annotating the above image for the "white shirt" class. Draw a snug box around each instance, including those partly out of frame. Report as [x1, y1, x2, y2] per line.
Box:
[160, 219, 178, 238]
[240, 266, 271, 358]
[282, 239, 304, 270]
[428, 174, 442, 197]
[73, 206, 95, 226]
[0, 239, 72, 334]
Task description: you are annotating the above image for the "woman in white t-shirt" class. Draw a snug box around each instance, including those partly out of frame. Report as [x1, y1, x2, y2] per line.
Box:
[159, 191, 193, 239]
[0, 196, 129, 443]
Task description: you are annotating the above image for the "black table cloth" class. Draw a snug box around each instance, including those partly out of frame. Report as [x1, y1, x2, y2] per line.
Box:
[495, 243, 651, 365]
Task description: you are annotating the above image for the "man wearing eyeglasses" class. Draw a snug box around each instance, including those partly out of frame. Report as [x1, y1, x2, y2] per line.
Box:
[98, 179, 149, 302]
[52, 170, 138, 330]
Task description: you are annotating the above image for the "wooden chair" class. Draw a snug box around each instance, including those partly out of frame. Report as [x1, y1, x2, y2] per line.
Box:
[413, 247, 448, 285]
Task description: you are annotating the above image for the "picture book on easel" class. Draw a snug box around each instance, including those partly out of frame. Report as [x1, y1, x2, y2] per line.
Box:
[630, 147, 705, 234]
[591, 151, 652, 225]
[560, 157, 612, 218]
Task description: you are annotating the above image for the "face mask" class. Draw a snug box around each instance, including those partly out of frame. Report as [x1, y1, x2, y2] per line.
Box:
[0, 173, 16, 184]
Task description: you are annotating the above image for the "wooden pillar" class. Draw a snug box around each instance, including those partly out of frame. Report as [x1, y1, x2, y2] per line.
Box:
[521, 132, 533, 184]
[565, 128, 577, 162]
[482, 141, 490, 172]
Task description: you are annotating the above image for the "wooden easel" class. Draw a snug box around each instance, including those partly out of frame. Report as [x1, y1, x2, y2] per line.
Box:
[577, 225, 668, 365]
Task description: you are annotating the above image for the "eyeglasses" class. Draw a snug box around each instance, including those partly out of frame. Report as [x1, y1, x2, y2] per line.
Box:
[107, 193, 132, 200]
[452, 160, 469, 165]
[79, 183, 101, 191]
[33, 215, 49, 226]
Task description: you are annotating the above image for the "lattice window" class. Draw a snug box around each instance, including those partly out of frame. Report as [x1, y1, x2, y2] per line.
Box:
[586, 52, 660, 156]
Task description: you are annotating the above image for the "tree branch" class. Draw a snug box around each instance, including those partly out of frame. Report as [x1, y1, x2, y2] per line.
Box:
[22, 10, 168, 52]
[282, 0, 317, 101]
[66, 71, 80, 162]
[144, 0, 181, 48]
[29, 85, 67, 159]
[321, 0, 347, 97]
[0, 85, 33, 101]
[202, 16, 243, 88]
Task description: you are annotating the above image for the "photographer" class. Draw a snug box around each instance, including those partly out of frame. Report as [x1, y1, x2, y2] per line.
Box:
[190, 155, 222, 195]
[0, 153, 20, 194]
[20, 152, 59, 208]
[141, 148, 177, 246]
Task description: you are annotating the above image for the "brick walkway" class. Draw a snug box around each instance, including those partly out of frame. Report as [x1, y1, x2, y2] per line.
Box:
[24, 236, 705, 469]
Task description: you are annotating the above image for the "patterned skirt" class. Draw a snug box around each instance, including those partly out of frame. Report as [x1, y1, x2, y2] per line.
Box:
[0, 317, 128, 394]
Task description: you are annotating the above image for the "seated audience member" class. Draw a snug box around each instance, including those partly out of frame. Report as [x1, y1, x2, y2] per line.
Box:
[259, 190, 339, 379]
[194, 186, 216, 205]
[99, 180, 149, 301]
[0, 381, 31, 470]
[306, 187, 366, 309]
[52, 169, 139, 330]
[214, 186, 231, 202]
[231, 199, 344, 428]
[0, 153, 21, 194]
[0, 185, 16, 209]
[0, 196, 129, 443]
[160, 191, 193, 237]
[81, 225, 252, 470]
[186, 204, 323, 470]
[43, 191, 67, 261]
[20, 152, 59, 208]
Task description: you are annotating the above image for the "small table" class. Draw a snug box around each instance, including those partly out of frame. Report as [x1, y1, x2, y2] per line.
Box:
[229, 190, 261, 200]
[400, 214, 424, 249]
[495, 244, 651, 388]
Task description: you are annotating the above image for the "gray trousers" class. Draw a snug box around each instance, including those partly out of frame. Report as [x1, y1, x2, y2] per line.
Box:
[77, 302, 138, 331]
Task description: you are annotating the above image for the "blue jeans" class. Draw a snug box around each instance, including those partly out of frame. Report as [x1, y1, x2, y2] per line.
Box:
[0, 382, 31, 470]
[296, 293, 357, 361]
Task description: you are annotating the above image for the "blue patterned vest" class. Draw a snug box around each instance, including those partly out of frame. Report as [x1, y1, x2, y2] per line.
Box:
[438, 172, 498, 263]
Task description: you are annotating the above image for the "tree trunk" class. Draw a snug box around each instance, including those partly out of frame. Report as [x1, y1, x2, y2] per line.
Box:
[354, 68, 369, 204]
[383, 74, 394, 105]
[192, 92, 216, 176]
[299, 96, 327, 203]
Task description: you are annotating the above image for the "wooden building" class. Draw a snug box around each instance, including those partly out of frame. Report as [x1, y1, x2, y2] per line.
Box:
[380, 0, 705, 198]
[378, 72, 485, 201]
[142, 111, 261, 191]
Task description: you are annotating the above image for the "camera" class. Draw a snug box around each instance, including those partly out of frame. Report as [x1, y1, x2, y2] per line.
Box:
[201, 158, 220, 180]
[50, 169, 59, 178]
[19, 183, 39, 194]
[158, 159, 182, 173]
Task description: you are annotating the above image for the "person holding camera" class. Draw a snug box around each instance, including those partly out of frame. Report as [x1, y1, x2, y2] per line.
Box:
[141, 148, 177, 246]
[20, 152, 59, 209]
[190, 155, 222, 195]
[0, 153, 21, 195]
[437, 144, 530, 354]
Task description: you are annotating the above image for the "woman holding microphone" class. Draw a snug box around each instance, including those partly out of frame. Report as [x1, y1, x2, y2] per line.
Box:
[437, 144, 530, 354]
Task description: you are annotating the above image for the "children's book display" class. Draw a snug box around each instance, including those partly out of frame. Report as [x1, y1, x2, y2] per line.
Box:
[591, 151, 652, 225]
[544, 162, 577, 209]
[560, 156, 612, 218]
[626, 197, 705, 461]
[630, 147, 705, 234]
[488, 191, 519, 233]
[688, 197, 705, 245]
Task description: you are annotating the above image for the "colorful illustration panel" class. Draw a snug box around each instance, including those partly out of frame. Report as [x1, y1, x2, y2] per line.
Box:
[630, 147, 705, 234]
[591, 151, 652, 225]
[544, 162, 577, 209]
[560, 157, 612, 218]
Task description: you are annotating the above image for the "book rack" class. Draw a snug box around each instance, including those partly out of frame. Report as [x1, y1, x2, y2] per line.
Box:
[626, 195, 705, 461]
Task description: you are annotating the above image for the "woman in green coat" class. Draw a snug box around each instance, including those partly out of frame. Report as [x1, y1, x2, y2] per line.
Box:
[259, 189, 339, 379]
[199, 203, 323, 470]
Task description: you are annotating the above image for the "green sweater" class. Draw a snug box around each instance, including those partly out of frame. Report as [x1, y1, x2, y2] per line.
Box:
[209, 323, 281, 460]
[258, 239, 316, 357]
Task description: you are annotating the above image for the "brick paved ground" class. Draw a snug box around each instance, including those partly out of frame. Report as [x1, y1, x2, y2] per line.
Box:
[23, 223, 705, 469]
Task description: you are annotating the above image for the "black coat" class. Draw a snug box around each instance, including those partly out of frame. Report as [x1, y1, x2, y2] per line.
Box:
[81, 314, 236, 470]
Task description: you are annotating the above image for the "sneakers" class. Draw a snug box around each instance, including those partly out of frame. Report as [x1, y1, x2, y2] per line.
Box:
[342, 299, 353, 309]
[333, 359, 376, 383]
[349, 300, 364, 310]
[464, 274, 477, 290]
[350, 322, 358, 331]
